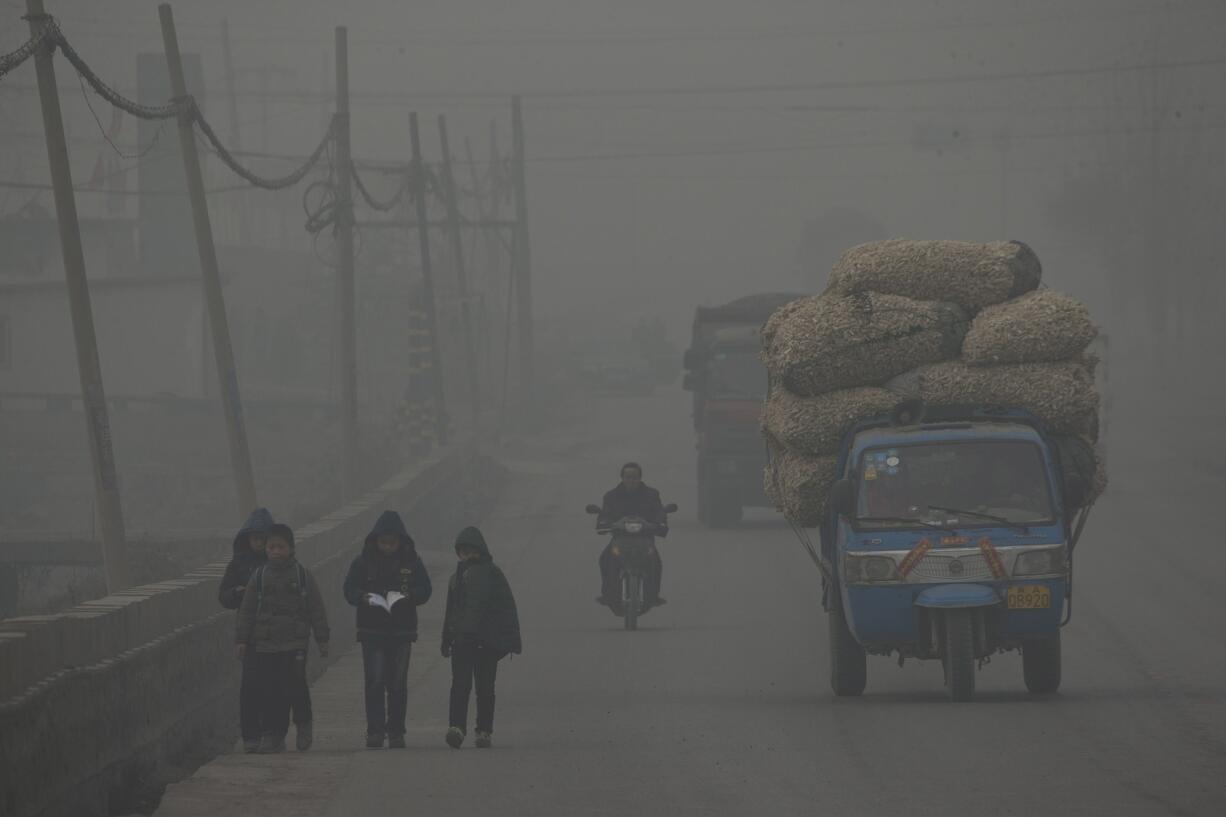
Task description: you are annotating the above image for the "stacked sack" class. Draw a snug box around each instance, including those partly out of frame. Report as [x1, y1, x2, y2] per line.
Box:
[762, 239, 1105, 527]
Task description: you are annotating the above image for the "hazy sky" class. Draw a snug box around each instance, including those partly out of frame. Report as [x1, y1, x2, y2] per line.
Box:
[3, 0, 1225, 344]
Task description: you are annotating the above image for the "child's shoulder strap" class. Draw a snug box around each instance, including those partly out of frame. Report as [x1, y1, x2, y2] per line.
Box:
[297, 563, 307, 597]
[255, 565, 267, 613]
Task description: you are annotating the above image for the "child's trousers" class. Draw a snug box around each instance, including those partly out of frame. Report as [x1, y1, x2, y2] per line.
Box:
[252, 649, 312, 737]
[449, 642, 501, 734]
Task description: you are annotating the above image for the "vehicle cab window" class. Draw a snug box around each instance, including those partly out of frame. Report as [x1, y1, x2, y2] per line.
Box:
[854, 440, 1055, 527]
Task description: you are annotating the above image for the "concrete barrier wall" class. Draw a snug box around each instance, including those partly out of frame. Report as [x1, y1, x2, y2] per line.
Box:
[0, 443, 500, 817]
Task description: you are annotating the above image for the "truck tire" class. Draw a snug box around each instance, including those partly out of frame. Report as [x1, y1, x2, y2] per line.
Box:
[828, 591, 867, 696]
[1022, 633, 1061, 694]
[943, 610, 976, 702]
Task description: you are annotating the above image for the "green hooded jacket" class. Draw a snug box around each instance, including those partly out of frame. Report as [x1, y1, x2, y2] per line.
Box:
[442, 527, 522, 655]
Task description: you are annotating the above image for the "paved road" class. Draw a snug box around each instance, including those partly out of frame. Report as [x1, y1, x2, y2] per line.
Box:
[155, 391, 1226, 817]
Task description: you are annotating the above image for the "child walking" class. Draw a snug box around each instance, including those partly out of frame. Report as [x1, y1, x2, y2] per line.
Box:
[235, 523, 330, 753]
[219, 507, 283, 753]
[441, 527, 521, 749]
[343, 510, 432, 749]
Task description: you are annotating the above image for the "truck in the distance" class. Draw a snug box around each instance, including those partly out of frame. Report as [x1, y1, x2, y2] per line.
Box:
[682, 293, 803, 526]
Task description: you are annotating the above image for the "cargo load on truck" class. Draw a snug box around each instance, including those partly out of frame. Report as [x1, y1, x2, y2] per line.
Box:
[762, 239, 1106, 527]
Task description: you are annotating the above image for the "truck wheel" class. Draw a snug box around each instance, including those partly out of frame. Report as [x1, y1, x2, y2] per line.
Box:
[828, 592, 866, 696]
[1022, 633, 1061, 694]
[943, 610, 976, 702]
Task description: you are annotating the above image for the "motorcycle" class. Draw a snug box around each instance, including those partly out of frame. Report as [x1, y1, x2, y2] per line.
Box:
[585, 502, 678, 630]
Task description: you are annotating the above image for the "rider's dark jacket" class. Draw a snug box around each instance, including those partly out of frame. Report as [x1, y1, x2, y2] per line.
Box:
[598, 483, 668, 536]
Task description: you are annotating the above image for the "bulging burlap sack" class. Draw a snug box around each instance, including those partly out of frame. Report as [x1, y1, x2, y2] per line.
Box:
[764, 442, 839, 528]
[886, 360, 1099, 438]
[763, 385, 900, 457]
[1050, 434, 1109, 504]
[762, 292, 968, 397]
[826, 239, 1042, 312]
[962, 289, 1097, 366]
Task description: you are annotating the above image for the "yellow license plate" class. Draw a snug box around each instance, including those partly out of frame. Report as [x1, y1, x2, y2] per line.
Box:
[1007, 585, 1051, 609]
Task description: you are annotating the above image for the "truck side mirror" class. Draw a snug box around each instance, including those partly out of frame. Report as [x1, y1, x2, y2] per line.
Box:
[585, 504, 601, 515]
[682, 372, 697, 392]
[1063, 474, 1088, 510]
[829, 479, 855, 518]
[682, 349, 698, 370]
[663, 503, 678, 514]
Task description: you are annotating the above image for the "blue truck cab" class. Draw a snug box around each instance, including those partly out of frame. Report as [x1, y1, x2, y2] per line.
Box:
[818, 405, 1092, 701]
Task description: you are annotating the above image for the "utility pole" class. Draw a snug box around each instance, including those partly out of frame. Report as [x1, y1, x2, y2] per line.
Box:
[409, 112, 448, 444]
[26, 0, 129, 591]
[464, 135, 493, 384]
[219, 18, 249, 245]
[437, 115, 480, 426]
[333, 26, 360, 497]
[159, 4, 258, 519]
[510, 96, 534, 398]
[487, 120, 505, 396]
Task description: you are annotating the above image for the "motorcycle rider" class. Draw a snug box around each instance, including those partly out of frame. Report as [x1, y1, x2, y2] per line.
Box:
[596, 462, 668, 611]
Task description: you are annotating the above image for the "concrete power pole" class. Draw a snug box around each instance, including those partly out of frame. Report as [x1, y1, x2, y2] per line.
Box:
[333, 26, 360, 498]
[219, 18, 250, 246]
[25, 0, 129, 591]
[409, 112, 448, 445]
[437, 115, 480, 427]
[510, 96, 534, 399]
[159, 4, 259, 520]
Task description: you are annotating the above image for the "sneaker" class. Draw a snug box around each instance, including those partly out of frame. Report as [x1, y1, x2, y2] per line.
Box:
[296, 722, 313, 751]
[445, 726, 465, 749]
[257, 735, 286, 754]
[242, 738, 260, 754]
[475, 731, 492, 749]
[388, 735, 406, 749]
[366, 733, 385, 749]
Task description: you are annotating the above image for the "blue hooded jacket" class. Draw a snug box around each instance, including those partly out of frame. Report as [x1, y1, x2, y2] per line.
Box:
[218, 507, 275, 610]
[343, 511, 433, 642]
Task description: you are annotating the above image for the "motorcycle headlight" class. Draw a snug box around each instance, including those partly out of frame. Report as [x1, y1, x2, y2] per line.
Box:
[1013, 547, 1067, 577]
[625, 522, 644, 534]
[844, 554, 899, 584]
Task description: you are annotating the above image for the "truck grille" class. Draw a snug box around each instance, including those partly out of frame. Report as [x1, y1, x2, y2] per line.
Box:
[908, 553, 996, 582]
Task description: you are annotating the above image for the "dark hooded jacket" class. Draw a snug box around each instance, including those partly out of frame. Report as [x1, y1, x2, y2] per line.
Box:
[598, 483, 667, 534]
[442, 527, 522, 656]
[218, 507, 274, 610]
[343, 511, 433, 642]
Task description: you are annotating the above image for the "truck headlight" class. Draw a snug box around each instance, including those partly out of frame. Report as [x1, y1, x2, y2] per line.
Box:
[844, 554, 900, 584]
[1013, 547, 1067, 577]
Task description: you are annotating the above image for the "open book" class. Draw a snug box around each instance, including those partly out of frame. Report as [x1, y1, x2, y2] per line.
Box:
[367, 591, 408, 613]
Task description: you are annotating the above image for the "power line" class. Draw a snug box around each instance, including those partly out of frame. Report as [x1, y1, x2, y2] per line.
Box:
[6, 53, 1225, 105]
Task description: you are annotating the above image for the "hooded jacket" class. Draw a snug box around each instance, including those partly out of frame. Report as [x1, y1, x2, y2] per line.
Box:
[218, 508, 274, 610]
[442, 527, 522, 656]
[598, 483, 667, 534]
[343, 511, 433, 642]
[235, 553, 330, 652]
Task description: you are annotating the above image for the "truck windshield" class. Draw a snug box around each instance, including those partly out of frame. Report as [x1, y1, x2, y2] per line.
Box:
[708, 351, 766, 398]
[854, 440, 1055, 528]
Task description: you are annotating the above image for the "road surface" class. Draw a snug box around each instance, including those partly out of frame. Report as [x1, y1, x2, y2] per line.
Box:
[154, 390, 1226, 817]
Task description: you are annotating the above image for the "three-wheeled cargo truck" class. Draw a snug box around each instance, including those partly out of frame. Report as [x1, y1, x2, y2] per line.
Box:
[816, 404, 1093, 701]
